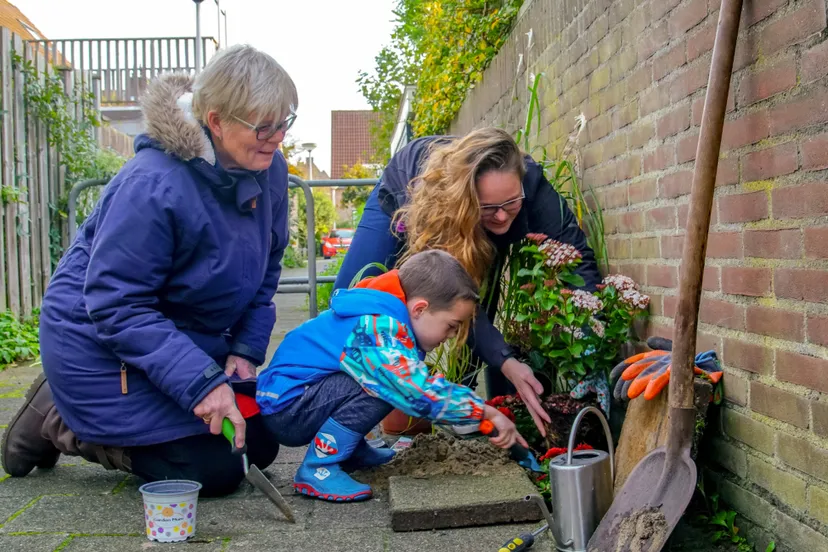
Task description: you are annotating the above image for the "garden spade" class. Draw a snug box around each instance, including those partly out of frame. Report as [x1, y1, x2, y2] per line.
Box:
[222, 419, 296, 523]
[587, 0, 743, 550]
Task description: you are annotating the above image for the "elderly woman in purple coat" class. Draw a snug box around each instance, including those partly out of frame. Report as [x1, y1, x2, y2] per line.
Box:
[1, 44, 296, 497]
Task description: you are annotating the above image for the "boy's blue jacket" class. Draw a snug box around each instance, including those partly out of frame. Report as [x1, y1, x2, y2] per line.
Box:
[256, 271, 485, 425]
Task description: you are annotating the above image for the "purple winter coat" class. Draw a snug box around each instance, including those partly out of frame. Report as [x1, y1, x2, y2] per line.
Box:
[38, 74, 289, 447]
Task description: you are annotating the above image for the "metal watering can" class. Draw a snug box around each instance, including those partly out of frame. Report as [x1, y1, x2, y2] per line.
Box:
[544, 406, 615, 552]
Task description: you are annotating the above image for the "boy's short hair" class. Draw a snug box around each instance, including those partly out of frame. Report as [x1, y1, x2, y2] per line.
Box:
[398, 250, 480, 311]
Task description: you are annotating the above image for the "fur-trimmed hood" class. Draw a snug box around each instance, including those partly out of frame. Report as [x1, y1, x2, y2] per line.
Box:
[139, 73, 216, 165]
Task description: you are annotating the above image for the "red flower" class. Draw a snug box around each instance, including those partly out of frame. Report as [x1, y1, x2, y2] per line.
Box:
[539, 443, 594, 461]
[497, 406, 515, 422]
[537, 474, 548, 481]
[520, 283, 536, 293]
[486, 395, 507, 407]
[526, 233, 548, 244]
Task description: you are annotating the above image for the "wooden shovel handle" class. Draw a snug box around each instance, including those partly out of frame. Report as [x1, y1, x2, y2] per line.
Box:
[670, 1, 743, 411]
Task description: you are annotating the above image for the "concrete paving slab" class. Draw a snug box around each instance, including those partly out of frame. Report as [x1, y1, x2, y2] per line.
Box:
[271, 445, 308, 464]
[61, 535, 224, 551]
[0, 534, 69, 552]
[388, 524, 555, 551]
[389, 466, 542, 532]
[261, 461, 299, 493]
[0, 497, 31, 525]
[308, 490, 390, 530]
[0, 465, 128, 497]
[0, 495, 144, 535]
[195, 496, 312, 537]
[224, 529, 388, 551]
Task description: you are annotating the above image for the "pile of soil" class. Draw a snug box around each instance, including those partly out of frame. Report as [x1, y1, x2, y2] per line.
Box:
[599, 507, 669, 552]
[352, 432, 513, 490]
[542, 393, 607, 451]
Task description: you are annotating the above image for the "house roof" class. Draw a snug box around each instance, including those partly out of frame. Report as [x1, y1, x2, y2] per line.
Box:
[330, 110, 382, 179]
[0, 1, 47, 40]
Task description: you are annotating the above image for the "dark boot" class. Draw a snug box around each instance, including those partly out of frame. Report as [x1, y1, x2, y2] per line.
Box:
[41, 399, 132, 473]
[1, 373, 61, 477]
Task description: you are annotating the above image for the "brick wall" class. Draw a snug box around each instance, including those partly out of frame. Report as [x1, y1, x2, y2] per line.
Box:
[450, 0, 828, 548]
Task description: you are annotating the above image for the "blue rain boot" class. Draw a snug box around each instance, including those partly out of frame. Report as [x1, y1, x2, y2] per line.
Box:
[341, 439, 396, 472]
[293, 418, 372, 502]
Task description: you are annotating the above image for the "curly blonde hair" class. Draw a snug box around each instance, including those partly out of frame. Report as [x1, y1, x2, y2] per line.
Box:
[393, 127, 526, 285]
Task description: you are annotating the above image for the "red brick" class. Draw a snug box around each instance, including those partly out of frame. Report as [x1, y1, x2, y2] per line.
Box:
[641, 85, 671, 116]
[654, 42, 688, 82]
[644, 144, 675, 172]
[760, 0, 827, 56]
[742, 142, 798, 181]
[770, 84, 828, 134]
[803, 40, 828, 83]
[814, 401, 828, 439]
[585, 163, 616, 187]
[661, 234, 684, 258]
[733, 32, 760, 71]
[703, 265, 720, 291]
[750, 382, 809, 428]
[737, 58, 797, 107]
[613, 101, 639, 130]
[598, 185, 629, 209]
[649, 293, 664, 316]
[626, 63, 653, 96]
[744, 229, 803, 259]
[722, 111, 771, 151]
[622, 5, 650, 47]
[605, 134, 628, 161]
[647, 265, 678, 288]
[628, 122, 655, 149]
[808, 314, 828, 348]
[632, 236, 660, 258]
[723, 338, 773, 375]
[718, 191, 769, 223]
[706, 232, 743, 258]
[805, 226, 828, 259]
[618, 211, 646, 233]
[746, 306, 805, 341]
[616, 155, 642, 181]
[659, 170, 694, 199]
[646, 205, 677, 230]
[716, 157, 739, 186]
[607, 237, 632, 259]
[696, 332, 722, 354]
[651, 0, 682, 20]
[637, 20, 670, 62]
[687, 18, 716, 60]
[590, 113, 613, 141]
[628, 179, 657, 204]
[801, 134, 828, 171]
[777, 350, 828, 394]
[677, 133, 699, 163]
[772, 183, 828, 219]
[663, 295, 678, 316]
[668, 0, 708, 35]
[775, 268, 828, 304]
[670, 61, 710, 102]
[742, 0, 788, 27]
[609, 0, 636, 26]
[699, 297, 745, 330]
[723, 267, 772, 297]
[604, 213, 619, 235]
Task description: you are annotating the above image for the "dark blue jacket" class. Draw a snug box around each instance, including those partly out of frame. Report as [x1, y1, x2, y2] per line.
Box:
[341, 135, 601, 370]
[38, 74, 289, 447]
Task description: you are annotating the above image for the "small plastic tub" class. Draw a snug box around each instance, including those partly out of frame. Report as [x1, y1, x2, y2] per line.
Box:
[139, 480, 203, 543]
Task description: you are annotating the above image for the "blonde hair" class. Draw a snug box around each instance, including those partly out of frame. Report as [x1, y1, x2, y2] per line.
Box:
[394, 127, 526, 284]
[192, 44, 298, 126]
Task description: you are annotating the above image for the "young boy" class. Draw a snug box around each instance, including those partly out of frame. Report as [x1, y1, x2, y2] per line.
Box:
[256, 250, 525, 502]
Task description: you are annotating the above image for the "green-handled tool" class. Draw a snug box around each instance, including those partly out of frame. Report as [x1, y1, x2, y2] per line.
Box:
[222, 419, 296, 523]
[497, 524, 549, 551]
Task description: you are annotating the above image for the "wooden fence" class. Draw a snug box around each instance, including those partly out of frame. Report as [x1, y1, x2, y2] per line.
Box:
[0, 28, 110, 319]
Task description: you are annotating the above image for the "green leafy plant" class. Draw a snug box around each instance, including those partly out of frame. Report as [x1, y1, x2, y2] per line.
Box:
[0, 308, 40, 369]
[281, 245, 306, 269]
[315, 255, 346, 313]
[696, 478, 773, 552]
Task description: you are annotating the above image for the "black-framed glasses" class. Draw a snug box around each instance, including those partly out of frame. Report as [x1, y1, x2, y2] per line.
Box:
[234, 108, 297, 141]
[480, 190, 525, 218]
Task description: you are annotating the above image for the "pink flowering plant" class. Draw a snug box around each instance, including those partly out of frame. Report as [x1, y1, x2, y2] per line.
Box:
[499, 233, 649, 393]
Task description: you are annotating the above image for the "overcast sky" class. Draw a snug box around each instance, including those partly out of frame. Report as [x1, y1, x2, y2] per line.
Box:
[15, 0, 397, 173]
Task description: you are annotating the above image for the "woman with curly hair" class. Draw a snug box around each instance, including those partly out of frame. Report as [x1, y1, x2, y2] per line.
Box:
[333, 127, 602, 435]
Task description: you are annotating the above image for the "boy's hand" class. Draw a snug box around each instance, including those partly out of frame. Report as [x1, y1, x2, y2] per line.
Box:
[483, 405, 529, 449]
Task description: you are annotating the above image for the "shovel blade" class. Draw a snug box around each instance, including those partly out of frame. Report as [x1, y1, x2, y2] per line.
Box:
[246, 464, 297, 524]
[587, 446, 696, 552]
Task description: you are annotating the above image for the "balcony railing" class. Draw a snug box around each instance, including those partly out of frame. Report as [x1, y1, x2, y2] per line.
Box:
[25, 37, 218, 105]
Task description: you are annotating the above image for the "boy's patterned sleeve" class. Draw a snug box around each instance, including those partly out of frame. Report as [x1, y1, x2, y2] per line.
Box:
[340, 314, 485, 426]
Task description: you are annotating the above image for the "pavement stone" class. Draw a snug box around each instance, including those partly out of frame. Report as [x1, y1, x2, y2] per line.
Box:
[60, 535, 224, 551]
[224, 528, 388, 551]
[0, 534, 70, 552]
[309, 489, 391, 530]
[195, 496, 313, 537]
[0, 465, 129, 497]
[388, 524, 555, 551]
[0, 495, 145, 535]
[0, 497, 33, 524]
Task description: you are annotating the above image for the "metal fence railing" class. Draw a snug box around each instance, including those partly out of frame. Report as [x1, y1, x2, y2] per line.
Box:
[67, 175, 379, 319]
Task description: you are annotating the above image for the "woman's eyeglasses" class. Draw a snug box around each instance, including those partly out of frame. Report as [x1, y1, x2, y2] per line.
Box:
[480, 192, 525, 218]
[234, 109, 297, 141]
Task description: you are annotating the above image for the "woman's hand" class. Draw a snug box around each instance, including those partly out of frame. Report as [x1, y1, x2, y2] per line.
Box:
[500, 358, 551, 437]
[225, 355, 257, 379]
[483, 405, 528, 449]
[193, 383, 246, 449]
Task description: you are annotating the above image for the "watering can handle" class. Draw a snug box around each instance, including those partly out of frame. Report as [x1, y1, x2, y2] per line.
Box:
[566, 406, 615, 481]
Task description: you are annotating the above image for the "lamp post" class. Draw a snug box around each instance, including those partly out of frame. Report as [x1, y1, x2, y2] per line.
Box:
[221, 9, 228, 45]
[193, 0, 204, 73]
[301, 142, 317, 181]
[214, 0, 221, 48]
